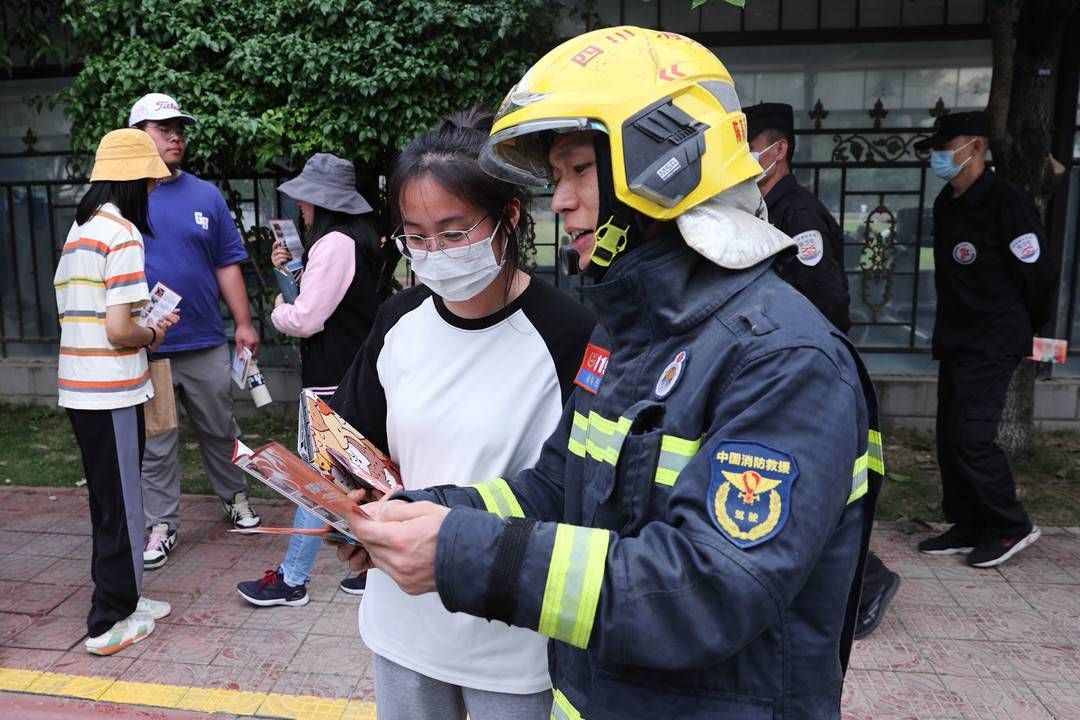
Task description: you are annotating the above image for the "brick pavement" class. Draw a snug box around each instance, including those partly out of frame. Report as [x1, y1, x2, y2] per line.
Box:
[1, 485, 1079, 719]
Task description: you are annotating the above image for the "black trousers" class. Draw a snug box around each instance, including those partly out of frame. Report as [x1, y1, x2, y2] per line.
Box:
[936, 357, 1030, 540]
[67, 405, 146, 637]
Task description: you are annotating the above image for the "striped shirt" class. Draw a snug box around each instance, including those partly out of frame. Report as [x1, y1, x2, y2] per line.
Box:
[53, 203, 153, 409]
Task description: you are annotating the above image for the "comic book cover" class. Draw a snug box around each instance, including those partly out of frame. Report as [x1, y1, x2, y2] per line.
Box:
[232, 439, 370, 541]
[299, 390, 401, 498]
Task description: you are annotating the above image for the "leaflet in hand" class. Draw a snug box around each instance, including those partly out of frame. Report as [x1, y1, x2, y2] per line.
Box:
[274, 257, 304, 305]
[232, 439, 371, 542]
[139, 282, 182, 328]
[231, 346, 253, 389]
[298, 389, 401, 498]
[270, 219, 305, 262]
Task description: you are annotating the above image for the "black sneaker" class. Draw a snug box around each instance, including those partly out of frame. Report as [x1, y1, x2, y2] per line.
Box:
[917, 525, 979, 555]
[339, 573, 367, 596]
[236, 569, 309, 607]
[854, 571, 901, 640]
[968, 526, 1041, 568]
[143, 523, 177, 570]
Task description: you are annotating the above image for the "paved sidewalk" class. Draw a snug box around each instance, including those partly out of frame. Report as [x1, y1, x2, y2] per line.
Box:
[0, 486, 1079, 719]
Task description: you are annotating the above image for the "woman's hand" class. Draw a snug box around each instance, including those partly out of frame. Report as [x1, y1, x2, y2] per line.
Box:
[271, 240, 290, 269]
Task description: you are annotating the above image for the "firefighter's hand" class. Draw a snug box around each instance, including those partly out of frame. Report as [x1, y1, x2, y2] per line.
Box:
[348, 500, 450, 595]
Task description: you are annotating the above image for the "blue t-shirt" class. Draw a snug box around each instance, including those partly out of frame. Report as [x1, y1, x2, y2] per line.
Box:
[145, 172, 248, 352]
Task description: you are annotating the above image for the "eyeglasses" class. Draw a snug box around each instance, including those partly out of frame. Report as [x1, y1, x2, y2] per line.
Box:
[145, 123, 187, 140]
[392, 215, 490, 259]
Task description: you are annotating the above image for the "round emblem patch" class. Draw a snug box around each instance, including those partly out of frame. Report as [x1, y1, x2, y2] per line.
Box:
[952, 242, 977, 265]
[793, 230, 824, 267]
[654, 349, 688, 399]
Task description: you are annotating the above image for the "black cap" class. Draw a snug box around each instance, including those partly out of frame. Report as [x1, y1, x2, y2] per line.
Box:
[744, 102, 794, 140]
[914, 111, 990, 151]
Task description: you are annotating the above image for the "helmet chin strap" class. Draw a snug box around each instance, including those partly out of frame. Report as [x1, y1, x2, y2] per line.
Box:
[581, 135, 648, 280]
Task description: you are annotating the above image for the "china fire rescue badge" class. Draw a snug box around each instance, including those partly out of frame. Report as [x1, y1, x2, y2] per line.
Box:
[708, 440, 798, 548]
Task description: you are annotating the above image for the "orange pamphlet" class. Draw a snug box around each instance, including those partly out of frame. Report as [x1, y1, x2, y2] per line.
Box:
[232, 440, 371, 541]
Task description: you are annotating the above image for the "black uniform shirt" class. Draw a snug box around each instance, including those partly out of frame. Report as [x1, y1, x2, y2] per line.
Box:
[764, 174, 852, 332]
[931, 169, 1056, 360]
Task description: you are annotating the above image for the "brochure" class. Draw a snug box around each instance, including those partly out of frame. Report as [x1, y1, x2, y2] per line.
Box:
[298, 389, 401, 498]
[232, 439, 371, 542]
[139, 281, 182, 328]
[270, 218, 306, 262]
[1031, 337, 1068, 364]
[231, 346, 253, 389]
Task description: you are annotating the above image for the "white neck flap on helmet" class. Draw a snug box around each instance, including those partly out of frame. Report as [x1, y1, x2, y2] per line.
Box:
[676, 178, 796, 270]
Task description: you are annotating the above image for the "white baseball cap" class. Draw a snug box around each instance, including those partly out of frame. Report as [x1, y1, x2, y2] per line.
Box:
[128, 93, 197, 127]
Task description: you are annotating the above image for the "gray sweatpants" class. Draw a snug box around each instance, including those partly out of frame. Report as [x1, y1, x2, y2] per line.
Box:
[373, 654, 552, 720]
[141, 343, 248, 532]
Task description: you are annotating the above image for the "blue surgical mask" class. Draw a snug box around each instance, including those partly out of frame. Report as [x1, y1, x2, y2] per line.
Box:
[930, 139, 975, 180]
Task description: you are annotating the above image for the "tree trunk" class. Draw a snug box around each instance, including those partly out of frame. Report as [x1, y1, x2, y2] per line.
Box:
[986, 0, 1076, 456]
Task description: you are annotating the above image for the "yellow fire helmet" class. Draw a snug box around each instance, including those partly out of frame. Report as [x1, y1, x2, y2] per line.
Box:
[479, 26, 762, 223]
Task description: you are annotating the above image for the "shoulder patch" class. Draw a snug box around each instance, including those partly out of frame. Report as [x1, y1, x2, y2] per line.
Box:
[707, 440, 798, 549]
[574, 344, 610, 395]
[1009, 233, 1040, 263]
[792, 230, 824, 267]
[654, 349, 688, 399]
[952, 241, 977, 265]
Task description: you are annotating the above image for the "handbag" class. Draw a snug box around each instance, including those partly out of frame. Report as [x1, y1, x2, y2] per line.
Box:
[144, 358, 177, 438]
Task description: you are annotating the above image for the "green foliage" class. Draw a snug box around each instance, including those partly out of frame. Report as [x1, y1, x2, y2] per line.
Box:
[61, 0, 559, 178]
[0, 0, 69, 74]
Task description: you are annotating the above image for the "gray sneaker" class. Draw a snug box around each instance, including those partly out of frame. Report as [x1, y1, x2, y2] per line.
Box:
[223, 491, 261, 529]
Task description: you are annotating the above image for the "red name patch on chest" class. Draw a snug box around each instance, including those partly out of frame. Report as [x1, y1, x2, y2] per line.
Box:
[574, 344, 611, 394]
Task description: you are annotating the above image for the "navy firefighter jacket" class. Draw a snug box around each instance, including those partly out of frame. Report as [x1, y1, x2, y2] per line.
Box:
[407, 230, 883, 720]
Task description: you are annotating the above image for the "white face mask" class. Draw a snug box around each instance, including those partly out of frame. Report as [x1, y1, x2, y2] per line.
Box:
[408, 221, 505, 302]
[751, 140, 780, 183]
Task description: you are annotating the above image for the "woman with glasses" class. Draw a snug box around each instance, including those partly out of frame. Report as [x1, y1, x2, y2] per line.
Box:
[327, 109, 594, 719]
[235, 153, 381, 604]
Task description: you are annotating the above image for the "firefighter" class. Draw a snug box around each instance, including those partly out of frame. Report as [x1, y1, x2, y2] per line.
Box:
[342, 27, 883, 720]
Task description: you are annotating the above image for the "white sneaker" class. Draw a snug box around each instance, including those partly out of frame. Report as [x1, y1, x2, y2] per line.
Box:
[84, 614, 154, 656]
[143, 523, 177, 570]
[135, 596, 171, 620]
[223, 491, 261, 529]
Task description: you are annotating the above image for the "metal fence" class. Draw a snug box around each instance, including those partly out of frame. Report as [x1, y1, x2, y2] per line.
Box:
[2, 128, 1077, 360]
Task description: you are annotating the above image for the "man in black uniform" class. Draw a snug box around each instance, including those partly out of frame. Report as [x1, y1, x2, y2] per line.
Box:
[745, 102, 899, 638]
[914, 111, 1055, 568]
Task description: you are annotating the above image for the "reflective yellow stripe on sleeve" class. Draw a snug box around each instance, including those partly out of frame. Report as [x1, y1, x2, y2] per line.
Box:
[568, 412, 588, 458]
[551, 689, 584, 720]
[539, 524, 610, 649]
[847, 429, 885, 504]
[474, 478, 525, 518]
[654, 434, 702, 486]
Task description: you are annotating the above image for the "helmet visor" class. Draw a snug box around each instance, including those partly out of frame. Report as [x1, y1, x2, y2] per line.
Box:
[479, 118, 608, 187]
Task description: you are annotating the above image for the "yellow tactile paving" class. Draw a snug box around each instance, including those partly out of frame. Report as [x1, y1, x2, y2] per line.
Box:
[0, 667, 379, 718]
[0, 668, 42, 692]
[101, 679, 186, 707]
[25, 670, 114, 700]
[340, 699, 378, 720]
[258, 693, 350, 719]
[175, 686, 267, 715]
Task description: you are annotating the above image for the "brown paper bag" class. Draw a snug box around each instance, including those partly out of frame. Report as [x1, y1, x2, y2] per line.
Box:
[144, 358, 177, 438]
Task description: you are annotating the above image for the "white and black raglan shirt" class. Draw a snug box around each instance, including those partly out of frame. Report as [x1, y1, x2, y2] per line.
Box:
[331, 278, 595, 693]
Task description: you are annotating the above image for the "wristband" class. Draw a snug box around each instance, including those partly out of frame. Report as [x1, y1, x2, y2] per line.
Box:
[144, 325, 157, 348]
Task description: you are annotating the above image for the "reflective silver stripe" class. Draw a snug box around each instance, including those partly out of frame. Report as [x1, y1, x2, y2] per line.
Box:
[551, 689, 583, 720]
[654, 434, 701, 486]
[475, 478, 524, 518]
[568, 412, 588, 458]
[848, 429, 884, 504]
[584, 412, 631, 465]
[539, 524, 610, 648]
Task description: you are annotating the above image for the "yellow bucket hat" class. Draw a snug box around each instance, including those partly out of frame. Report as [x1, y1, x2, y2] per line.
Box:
[89, 129, 171, 182]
